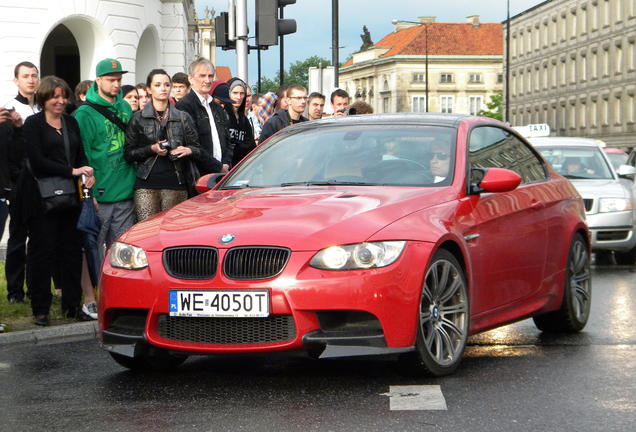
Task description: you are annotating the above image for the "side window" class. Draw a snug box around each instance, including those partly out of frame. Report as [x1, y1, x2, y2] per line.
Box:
[468, 126, 547, 184]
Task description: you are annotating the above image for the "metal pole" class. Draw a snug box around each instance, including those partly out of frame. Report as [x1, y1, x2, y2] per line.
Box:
[257, 46, 262, 93]
[332, 0, 339, 87]
[235, 0, 248, 82]
[505, 0, 510, 123]
[279, 6, 284, 86]
[425, 23, 429, 112]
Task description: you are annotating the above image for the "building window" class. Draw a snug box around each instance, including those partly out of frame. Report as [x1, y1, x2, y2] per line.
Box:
[615, 44, 623, 74]
[497, 73, 503, 83]
[468, 73, 482, 83]
[412, 96, 427, 113]
[603, 47, 610, 76]
[412, 73, 425, 83]
[591, 100, 598, 128]
[570, 57, 577, 84]
[602, 98, 609, 126]
[469, 96, 483, 116]
[440, 73, 453, 83]
[383, 97, 390, 113]
[440, 96, 454, 113]
[627, 94, 635, 124]
[614, 96, 622, 125]
[629, 41, 635, 71]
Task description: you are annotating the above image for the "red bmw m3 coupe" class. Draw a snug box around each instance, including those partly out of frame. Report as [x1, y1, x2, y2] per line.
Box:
[100, 113, 591, 376]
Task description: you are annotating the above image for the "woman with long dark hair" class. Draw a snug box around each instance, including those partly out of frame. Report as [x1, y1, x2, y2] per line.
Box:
[124, 69, 203, 221]
[21, 76, 95, 325]
[226, 77, 256, 166]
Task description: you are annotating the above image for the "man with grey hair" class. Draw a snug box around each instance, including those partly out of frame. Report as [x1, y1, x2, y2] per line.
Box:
[176, 57, 228, 174]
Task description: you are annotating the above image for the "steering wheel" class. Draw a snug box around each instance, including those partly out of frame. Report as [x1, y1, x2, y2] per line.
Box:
[363, 158, 433, 184]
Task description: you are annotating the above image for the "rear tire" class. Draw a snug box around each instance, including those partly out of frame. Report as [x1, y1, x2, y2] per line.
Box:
[533, 233, 591, 332]
[400, 249, 469, 377]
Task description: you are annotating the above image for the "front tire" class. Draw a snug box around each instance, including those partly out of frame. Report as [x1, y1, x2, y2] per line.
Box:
[401, 249, 469, 377]
[533, 233, 591, 332]
[614, 246, 636, 265]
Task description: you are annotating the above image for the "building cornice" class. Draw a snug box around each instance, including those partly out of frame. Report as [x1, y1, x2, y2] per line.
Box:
[341, 55, 503, 72]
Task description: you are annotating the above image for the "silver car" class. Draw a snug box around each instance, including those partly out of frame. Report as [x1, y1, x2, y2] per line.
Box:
[530, 137, 636, 264]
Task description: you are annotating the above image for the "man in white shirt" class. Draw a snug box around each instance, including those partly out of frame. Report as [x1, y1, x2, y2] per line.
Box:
[176, 57, 229, 173]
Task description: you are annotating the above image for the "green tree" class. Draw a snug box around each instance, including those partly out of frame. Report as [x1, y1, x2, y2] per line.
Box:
[257, 56, 331, 93]
[477, 92, 503, 121]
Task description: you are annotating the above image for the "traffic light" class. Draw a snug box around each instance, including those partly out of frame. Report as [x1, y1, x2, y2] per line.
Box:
[215, 12, 235, 51]
[256, 0, 297, 47]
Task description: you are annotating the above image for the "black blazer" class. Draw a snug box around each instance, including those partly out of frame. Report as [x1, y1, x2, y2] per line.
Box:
[176, 91, 230, 172]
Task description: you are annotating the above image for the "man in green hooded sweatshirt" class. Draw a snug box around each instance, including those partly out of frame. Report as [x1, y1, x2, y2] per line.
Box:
[74, 59, 136, 254]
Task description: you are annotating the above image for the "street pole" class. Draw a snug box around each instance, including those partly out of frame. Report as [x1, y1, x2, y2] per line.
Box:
[279, 6, 285, 86]
[505, 0, 510, 123]
[235, 0, 248, 83]
[425, 23, 429, 112]
[332, 0, 339, 88]
[257, 46, 262, 93]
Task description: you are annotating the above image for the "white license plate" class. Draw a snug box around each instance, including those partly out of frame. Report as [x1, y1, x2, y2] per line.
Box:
[169, 290, 270, 318]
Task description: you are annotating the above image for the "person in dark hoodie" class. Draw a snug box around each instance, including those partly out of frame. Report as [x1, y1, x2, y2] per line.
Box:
[225, 77, 256, 166]
[259, 84, 308, 143]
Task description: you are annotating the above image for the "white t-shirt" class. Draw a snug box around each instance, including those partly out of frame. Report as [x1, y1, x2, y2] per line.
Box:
[193, 91, 222, 162]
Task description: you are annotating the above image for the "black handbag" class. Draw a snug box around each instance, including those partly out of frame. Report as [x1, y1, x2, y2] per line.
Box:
[33, 117, 79, 214]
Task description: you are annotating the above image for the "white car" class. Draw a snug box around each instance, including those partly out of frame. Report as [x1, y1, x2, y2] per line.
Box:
[530, 137, 636, 264]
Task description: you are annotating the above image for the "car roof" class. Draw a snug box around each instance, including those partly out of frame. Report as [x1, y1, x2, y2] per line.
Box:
[290, 113, 505, 129]
[528, 137, 604, 147]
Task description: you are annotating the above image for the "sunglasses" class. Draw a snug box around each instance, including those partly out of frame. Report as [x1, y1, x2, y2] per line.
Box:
[431, 152, 450, 161]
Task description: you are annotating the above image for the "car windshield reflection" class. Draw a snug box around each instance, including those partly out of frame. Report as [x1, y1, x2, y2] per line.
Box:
[536, 146, 614, 180]
[219, 125, 457, 188]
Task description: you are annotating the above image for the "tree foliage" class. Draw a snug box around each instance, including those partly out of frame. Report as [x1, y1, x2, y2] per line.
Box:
[257, 56, 331, 94]
[477, 92, 503, 121]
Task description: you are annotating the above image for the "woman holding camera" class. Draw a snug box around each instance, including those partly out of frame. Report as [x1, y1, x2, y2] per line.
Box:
[124, 69, 202, 221]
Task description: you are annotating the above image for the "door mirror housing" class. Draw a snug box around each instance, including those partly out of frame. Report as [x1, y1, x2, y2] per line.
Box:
[195, 173, 226, 194]
[616, 164, 636, 178]
[471, 168, 522, 194]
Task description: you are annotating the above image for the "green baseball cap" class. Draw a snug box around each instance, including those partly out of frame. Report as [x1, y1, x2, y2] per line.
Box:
[96, 58, 128, 77]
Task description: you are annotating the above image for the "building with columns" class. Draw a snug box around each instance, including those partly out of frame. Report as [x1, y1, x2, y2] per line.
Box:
[0, 0, 198, 103]
[339, 16, 503, 116]
[506, 0, 636, 147]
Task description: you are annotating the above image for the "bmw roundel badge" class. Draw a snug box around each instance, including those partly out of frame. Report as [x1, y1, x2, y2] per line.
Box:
[220, 233, 236, 244]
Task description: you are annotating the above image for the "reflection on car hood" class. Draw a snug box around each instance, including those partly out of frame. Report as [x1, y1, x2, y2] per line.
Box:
[569, 179, 630, 199]
[121, 186, 450, 251]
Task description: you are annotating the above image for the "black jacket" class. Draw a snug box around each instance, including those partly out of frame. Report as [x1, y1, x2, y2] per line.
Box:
[124, 103, 204, 189]
[225, 106, 256, 166]
[176, 90, 230, 172]
[0, 122, 12, 198]
[259, 109, 308, 143]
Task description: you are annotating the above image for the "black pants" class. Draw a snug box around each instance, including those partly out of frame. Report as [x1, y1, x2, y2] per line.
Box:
[26, 207, 82, 316]
[5, 201, 27, 301]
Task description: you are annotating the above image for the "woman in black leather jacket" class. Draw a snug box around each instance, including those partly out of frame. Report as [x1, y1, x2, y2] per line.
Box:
[124, 69, 203, 221]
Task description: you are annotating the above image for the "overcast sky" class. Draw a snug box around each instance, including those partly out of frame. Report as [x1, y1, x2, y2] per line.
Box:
[195, 0, 545, 84]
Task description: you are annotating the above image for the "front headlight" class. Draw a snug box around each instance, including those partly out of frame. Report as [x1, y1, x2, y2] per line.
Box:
[310, 241, 406, 270]
[109, 242, 148, 270]
[598, 198, 633, 213]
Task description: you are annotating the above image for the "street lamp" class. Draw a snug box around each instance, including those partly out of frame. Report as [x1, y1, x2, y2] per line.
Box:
[391, 19, 429, 112]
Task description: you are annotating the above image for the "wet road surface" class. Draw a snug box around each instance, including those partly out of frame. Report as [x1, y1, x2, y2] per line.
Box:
[1, 265, 635, 431]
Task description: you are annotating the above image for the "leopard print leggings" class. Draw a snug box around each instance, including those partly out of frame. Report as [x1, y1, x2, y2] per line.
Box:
[134, 189, 188, 222]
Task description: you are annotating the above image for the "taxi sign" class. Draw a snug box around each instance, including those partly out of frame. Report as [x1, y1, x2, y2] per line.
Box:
[513, 123, 551, 138]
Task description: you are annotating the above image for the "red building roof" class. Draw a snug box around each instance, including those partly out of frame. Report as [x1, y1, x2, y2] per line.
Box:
[342, 22, 502, 67]
[216, 66, 233, 82]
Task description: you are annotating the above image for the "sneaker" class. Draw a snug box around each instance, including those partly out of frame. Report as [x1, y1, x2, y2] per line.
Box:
[81, 303, 98, 320]
[33, 315, 50, 326]
[8, 296, 24, 304]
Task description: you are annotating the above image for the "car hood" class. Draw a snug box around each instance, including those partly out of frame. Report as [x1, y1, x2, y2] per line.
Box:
[569, 179, 630, 199]
[121, 186, 450, 251]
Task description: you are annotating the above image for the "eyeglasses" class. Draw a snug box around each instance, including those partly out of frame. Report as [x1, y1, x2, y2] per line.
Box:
[289, 96, 308, 101]
[431, 152, 450, 161]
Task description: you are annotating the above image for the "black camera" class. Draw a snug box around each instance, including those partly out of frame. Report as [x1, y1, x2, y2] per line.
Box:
[159, 141, 178, 161]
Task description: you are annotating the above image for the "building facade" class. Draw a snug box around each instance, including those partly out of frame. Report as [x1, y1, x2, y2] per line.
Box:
[339, 16, 503, 116]
[0, 0, 197, 102]
[507, 0, 636, 147]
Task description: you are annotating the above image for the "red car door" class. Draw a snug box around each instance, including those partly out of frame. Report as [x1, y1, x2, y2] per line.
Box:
[460, 125, 550, 316]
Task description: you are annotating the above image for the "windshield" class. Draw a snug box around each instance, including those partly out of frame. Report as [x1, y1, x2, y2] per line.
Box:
[220, 124, 457, 188]
[605, 152, 628, 170]
[536, 146, 614, 179]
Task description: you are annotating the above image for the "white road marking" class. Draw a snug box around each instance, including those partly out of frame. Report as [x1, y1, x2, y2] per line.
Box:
[0, 362, 11, 371]
[383, 385, 447, 410]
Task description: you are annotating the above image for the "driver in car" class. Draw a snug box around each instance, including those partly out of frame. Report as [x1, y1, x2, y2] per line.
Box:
[563, 157, 594, 176]
[430, 141, 451, 183]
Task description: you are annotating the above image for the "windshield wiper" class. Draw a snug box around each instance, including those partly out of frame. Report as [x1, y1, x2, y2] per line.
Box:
[280, 180, 376, 187]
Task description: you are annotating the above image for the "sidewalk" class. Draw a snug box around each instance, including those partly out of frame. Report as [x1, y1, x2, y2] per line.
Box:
[0, 320, 98, 346]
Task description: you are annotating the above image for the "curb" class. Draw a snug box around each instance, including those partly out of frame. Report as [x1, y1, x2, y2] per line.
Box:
[0, 321, 98, 346]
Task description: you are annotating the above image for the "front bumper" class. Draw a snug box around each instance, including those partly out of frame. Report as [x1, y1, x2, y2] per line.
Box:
[586, 211, 636, 252]
[98, 242, 433, 357]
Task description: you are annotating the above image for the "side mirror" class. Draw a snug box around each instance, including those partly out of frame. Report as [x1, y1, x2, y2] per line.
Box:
[471, 167, 522, 194]
[195, 173, 226, 194]
[616, 164, 636, 178]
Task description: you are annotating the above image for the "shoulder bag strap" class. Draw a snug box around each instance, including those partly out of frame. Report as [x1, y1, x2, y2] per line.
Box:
[60, 116, 71, 165]
[85, 101, 127, 132]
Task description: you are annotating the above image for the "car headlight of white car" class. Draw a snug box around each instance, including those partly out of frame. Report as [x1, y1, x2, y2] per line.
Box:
[598, 198, 633, 213]
[109, 242, 148, 270]
[310, 241, 406, 270]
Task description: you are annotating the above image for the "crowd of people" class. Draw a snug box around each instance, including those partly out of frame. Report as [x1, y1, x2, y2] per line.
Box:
[0, 56, 365, 326]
